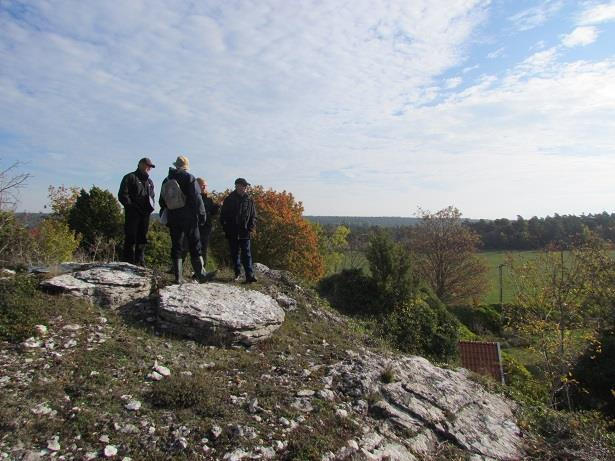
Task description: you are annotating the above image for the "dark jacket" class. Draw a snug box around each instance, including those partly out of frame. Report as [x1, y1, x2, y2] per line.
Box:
[118, 169, 155, 215]
[200, 193, 220, 232]
[159, 168, 205, 225]
[220, 190, 256, 239]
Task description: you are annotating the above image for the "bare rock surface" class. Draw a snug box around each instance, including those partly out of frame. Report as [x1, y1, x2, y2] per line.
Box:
[330, 351, 524, 461]
[157, 283, 285, 345]
[40, 262, 152, 309]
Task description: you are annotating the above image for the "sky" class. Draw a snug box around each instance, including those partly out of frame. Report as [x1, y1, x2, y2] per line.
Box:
[2, 0, 615, 219]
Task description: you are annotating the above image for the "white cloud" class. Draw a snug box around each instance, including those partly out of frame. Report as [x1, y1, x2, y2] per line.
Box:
[578, 1, 615, 25]
[4, 1, 615, 218]
[487, 47, 504, 59]
[444, 77, 462, 89]
[562, 26, 599, 47]
[508, 1, 563, 31]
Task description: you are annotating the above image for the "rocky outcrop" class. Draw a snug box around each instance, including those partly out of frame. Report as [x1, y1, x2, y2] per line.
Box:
[40, 262, 152, 309]
[157, 283, 285, 346]
[329, 350, 524, 461]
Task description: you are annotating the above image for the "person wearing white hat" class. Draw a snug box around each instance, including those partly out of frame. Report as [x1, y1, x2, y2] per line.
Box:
[159, 155, 209, 284]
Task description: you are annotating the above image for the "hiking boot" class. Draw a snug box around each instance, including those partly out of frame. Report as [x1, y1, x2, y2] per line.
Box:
[245, 274, 258, 284]
[234, 272, 242, 282]
[191, 256, 208, 283]
[204, 270, 218, 281]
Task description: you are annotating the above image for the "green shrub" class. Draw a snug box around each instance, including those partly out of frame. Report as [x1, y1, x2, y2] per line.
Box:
[144, 221, 171, 271]
[366, 229, 416, 308]
[520, 407, 615, 461]
[379, 289, 460, 361]
[148, 373, 226, 417]
[68, 186, 123, 257]
[0, 210, 36, 266]
[0, 275, 95, 342]
[570, 328, 615, 418]
[449, 304, 503, 336]
[501, 351, 549, 404]
[317, 268, 380, 315]
[33, 218, 80, 264]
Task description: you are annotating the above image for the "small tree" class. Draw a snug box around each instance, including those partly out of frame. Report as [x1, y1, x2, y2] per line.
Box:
[506, 244, 606, 408]
[313, 224, 350, 274]
[68, 186, 123, 256]
[33, 218, 81, 264]
[48, 185, 80, 223]
[0, 161, 31, 210]
[366, 229, 416, 308]
[410, 206, 488, 305]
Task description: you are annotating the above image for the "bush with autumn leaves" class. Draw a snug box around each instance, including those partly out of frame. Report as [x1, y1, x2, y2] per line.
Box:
[208, 186, 325, 282]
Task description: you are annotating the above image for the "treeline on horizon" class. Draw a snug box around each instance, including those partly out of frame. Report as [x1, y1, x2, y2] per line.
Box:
[18, 211, 615, 251]
[308, 212, 615, 250]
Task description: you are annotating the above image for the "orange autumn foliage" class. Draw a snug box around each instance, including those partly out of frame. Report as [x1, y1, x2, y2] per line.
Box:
[248, 186, 325, 281]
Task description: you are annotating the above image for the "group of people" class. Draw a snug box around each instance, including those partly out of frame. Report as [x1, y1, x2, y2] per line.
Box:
[118, 156, 258, 284]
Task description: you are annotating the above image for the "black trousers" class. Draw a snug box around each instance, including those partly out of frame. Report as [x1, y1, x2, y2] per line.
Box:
[169, 219, 201, 260]
[123, 208, 150, 262]
[228, 237, 254, 276]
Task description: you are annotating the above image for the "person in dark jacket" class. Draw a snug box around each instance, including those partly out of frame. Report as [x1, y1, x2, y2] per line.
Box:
[196, 177, 220, 275]
[220, 178, 257, 283]
[159, 156, 208, 284]
[118, 157, 156, 266]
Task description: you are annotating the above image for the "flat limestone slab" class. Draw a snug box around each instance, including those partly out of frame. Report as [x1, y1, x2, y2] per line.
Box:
[157, 283, 285, 346]
[40, 262, 152, 309]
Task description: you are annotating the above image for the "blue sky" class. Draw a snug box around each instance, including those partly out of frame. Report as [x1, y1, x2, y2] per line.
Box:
[2, 0, 615, 218]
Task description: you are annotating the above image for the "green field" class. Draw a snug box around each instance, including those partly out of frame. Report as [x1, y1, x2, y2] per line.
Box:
[338, 249, 542, 305]
[479, 250, 541, 305]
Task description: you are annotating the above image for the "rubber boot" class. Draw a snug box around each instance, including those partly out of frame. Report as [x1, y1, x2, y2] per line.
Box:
[191, 256, 208, 283]
[135, 244, 146, 267]
[173, 258, 184, 284]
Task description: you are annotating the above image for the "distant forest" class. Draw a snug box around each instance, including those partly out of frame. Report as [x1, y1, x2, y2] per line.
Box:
[20, 211, 615, 251]
[307, 213, 615, 250]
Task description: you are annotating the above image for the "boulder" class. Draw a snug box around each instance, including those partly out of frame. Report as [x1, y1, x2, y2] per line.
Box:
[157, 283, 285, 346]
[40, 262, 152, 309]
[331, 351, 524, 461]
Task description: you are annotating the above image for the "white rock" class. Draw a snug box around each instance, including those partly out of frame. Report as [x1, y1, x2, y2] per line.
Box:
[125, 400, 141, 411]
[279, 417, 291, 427]
[63, 339, 78, 348]
[223, 449, 252, 461]
[62, 324, 82, 331]
[296, 389, 315, 397]
[104, 445, 118, 457]
[99, 435, 110, 443]
[175, 437, 188, 449]
[47, 436, 60, 451]
[210, 425, 222, 439]
[22, 337, 42, 348]
[153, 361, 171, 377]
[147, 371, 163, 381]
[31, 403, 55, 416]
[347, 439, 359, 450]
[84, 452, 98, 460]
[317, 389, 335, 401]
[40, 263, 152, 309]
[335, 409, 348, 418]
[157, 283, 285, 346]
[34, 325, 48, 336]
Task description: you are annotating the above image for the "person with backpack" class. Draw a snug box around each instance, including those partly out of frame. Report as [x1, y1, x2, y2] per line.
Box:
[159, 156, 209, 284]
[220, 178, 257, 283]
[118, 157, 156, 266]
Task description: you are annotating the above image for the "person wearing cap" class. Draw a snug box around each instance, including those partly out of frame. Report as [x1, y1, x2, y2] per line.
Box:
[159, 155, 209, 284]
[220, 178, 257, 283]
[118, 157, 156, 266]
